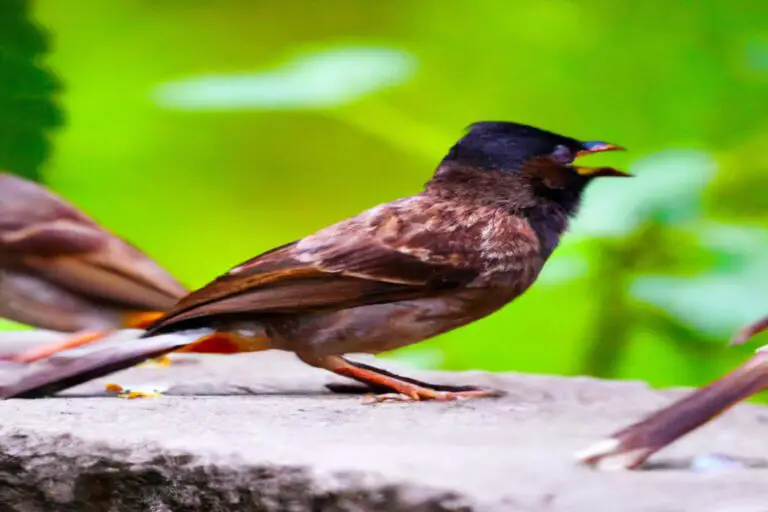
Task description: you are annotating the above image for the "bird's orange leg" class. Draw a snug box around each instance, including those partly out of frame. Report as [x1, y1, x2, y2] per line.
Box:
[5, 313, 264, 364]
[8, 331, 109, 363]
[5, 311, 168, 364]
[314, 356, 503, 402]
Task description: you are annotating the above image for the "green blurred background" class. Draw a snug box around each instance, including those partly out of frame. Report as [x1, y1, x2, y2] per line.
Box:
[2, 0, 767, 396]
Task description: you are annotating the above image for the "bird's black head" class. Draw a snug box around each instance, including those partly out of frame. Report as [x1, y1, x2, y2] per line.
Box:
[442, 121, 628, 180]
[430, 121, 628, 220]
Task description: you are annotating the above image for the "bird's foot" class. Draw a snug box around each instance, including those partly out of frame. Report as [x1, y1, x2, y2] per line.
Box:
[325, 356, 504, 403]
[361, 387, 502, 404]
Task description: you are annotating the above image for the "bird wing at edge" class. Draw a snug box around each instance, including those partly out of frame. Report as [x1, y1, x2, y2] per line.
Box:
[0, 173, 187, 311]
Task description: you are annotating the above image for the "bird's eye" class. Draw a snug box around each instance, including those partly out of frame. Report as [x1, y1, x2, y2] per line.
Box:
[551, 145, 574, 164]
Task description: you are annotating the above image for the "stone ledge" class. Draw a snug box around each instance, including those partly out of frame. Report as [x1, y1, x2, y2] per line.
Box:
[0, 350, 767, 511]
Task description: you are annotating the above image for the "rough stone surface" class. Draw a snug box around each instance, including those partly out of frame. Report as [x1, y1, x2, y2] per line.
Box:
[0, 348, 767, 511]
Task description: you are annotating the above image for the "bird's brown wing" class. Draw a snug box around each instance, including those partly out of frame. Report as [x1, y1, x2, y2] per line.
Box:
[148, 198, 484, 333]
[0, 173, 187, 312]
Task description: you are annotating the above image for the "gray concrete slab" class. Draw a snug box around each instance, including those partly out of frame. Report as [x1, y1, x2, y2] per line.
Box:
[1, 350, 767, 511]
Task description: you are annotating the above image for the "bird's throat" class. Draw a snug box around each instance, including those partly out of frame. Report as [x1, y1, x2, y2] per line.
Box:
[523, 204, 570, 261]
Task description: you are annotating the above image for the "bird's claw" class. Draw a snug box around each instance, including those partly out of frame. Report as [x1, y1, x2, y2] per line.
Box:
[361, 387, 503, 404]
[362, 392, 419, 404]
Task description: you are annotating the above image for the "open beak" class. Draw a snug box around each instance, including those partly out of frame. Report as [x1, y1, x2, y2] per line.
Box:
[574, 141, 631, 177]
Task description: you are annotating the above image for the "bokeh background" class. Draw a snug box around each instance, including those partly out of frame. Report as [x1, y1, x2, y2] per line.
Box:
[2, 0, 767, 397]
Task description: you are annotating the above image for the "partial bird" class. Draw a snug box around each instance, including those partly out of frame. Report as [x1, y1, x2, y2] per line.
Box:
[0, 121, 627, 401]
[0, 172, 191, 362]
[576, 314, 768, 470]
[0, 173, 252, 366]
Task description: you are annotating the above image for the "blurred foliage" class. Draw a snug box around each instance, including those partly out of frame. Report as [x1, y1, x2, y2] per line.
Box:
[1, 0, 767, 399]
[0, 0, 63, 181]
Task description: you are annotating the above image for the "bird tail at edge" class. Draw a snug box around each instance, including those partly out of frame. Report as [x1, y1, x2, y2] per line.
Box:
[575, 347, 768, 470]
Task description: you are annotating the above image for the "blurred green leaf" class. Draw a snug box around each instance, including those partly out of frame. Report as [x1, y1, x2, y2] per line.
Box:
[0, 319, 30, 331]
[153, 46, 417, 111]
[571, 149, 717, 238]
[632, 224, 768, 336]
[706, 130, 768, 220]
[0, 0, 63, 180]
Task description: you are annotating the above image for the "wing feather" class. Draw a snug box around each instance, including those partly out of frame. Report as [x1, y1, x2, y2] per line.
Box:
[147, 198, 486, 333]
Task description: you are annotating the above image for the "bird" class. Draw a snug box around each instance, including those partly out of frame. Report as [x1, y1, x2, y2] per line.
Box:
[576, 314, 768, 470]
[0, 121, 628, 401]
[0, 172, 187, 361]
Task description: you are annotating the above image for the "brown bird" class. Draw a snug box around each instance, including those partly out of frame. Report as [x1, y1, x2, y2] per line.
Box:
[0, 172, 186, 361]
[0, 121, 627, 400]
[577, 315, 768, 470]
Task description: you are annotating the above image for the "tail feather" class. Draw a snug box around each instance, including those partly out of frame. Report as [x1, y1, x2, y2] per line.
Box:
[576, 347, 768, 470]
[0, 329, 211, 399]
[731, 314, 768, 345]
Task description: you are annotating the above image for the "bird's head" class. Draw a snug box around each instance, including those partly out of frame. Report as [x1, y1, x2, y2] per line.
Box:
[434, 121, 628, 213]
[443, 121, 627, 179]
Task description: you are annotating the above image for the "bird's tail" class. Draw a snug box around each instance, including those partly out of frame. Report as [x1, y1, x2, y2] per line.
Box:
[730, 314, 768, 345]
[0, 328, 213, 399]
[575, 346, 768, 470]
